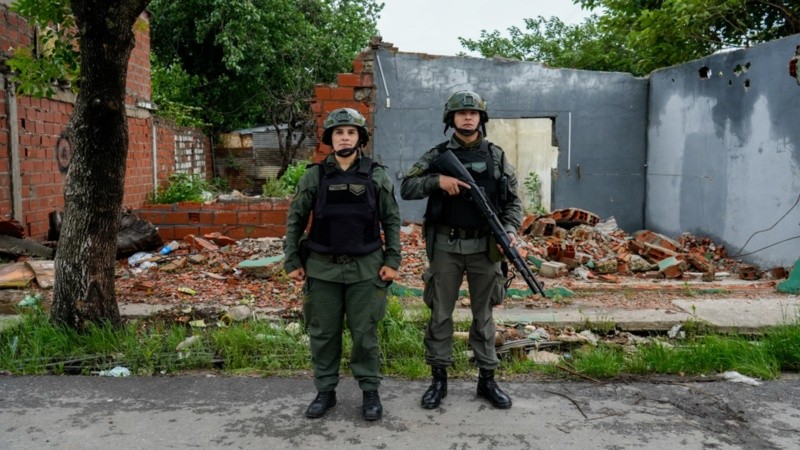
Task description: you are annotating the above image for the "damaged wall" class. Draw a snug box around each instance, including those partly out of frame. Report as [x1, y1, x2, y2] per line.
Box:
[647, 36, 800, 267]
[0, 6, 212, 240]
[369, 48, 649, 233]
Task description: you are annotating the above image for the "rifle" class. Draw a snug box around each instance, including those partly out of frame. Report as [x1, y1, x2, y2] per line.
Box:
[434, 149, 547, 297]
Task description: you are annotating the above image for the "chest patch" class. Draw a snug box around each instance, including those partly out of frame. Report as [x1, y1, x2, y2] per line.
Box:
[349, 184, 366, 196]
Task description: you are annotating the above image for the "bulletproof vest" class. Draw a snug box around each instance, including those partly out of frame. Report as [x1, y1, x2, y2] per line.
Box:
[426, 140, 501, 230]
[307, 157, 383, 256]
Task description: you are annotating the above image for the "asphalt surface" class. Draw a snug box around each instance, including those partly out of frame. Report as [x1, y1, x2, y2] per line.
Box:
[2, 375, 800, 449]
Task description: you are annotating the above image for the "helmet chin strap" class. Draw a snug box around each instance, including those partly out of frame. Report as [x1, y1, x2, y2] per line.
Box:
[455, 127, 478, 136]
[334, 147, 357, 158]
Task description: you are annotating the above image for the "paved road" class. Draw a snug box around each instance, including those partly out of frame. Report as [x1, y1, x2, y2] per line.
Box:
[2, 375, 799, 449]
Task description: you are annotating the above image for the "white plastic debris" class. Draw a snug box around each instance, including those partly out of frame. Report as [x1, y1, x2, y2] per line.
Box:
[719, 371, 762, 386]
[98, 366, 131, 377]
[127, 252, 152, 267]
[175, 335, 200, 351]
[667, 324, 683, 339]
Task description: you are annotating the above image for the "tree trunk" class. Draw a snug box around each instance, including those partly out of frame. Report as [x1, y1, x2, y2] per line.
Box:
[50, 0, 149, 331]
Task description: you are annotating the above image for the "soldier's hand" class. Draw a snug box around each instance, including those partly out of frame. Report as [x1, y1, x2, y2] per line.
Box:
[288, 267, 306, 281]
[498, 232, 517, 254]
[438, 175, 471, 196]
[379, 265, 398, 281]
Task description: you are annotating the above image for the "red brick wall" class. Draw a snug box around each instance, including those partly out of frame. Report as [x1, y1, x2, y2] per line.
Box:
[311, 48, 377, 162]
[136, 199, 290, 242]
[126, 16, 152, 105]
[0, 4, 32, 53]
[15, 96, 74, 238]
[0, 7, 211, 240]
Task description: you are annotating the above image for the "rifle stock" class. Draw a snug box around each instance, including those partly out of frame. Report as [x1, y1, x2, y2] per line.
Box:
[434, 150, 547, 297]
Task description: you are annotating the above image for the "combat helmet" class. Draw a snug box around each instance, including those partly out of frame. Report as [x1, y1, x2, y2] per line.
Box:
[322, 108, 369, 147]
[442, 90, 489, 135]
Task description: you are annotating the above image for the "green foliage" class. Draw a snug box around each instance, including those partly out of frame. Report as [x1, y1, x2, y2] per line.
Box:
[522, 172, 548, 215]
[209, 177, 230, 192]
[628, 336, 779, 379]
[460, 15, 636, 73]
[262, 177, 291, 198]
[150, 173, 213, 204]
[461, 1, 800, 75]
[2, 305, 799, 379]
[150, 55, 207, 127]
[261, 160, 308, 198]
[570, 345, 624, 378]
[148, 0, 382, 132]
[7, 0, 80, 97]
[280, 160, 309, 191]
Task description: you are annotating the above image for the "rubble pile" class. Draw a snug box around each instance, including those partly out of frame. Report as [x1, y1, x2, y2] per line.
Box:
[518, 208, 772, 282]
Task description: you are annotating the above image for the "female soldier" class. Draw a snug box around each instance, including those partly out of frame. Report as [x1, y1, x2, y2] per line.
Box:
[283, 108, 401, 421]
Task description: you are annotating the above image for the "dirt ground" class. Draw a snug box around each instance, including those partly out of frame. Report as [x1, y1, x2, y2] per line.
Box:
[109, 232, 783, 317]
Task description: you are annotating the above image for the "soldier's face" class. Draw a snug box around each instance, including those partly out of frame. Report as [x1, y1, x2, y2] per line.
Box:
[332, 126, 359, 150]
[453, 110, 479, 131]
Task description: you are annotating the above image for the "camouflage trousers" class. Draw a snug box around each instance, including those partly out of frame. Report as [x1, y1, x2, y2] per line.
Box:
[422, 249, 505, 369]
[303, 276, 389, 392]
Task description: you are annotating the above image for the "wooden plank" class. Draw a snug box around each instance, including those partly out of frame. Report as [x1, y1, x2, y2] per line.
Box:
[0, 262, 35, 288]
[26, 260, 55, 289]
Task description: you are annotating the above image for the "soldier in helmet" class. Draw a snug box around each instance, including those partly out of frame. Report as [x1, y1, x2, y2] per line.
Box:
[401, 91, 523, 410]
[284, 108, 401, 421]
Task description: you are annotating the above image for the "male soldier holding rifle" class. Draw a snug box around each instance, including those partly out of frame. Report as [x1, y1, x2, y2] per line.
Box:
[401, 90, 523, 410]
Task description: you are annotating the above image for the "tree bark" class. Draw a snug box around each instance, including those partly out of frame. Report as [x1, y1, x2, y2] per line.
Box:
[50, 0, 149, 330]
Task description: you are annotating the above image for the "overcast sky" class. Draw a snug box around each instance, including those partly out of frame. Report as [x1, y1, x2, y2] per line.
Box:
[376, 0, 593, 56]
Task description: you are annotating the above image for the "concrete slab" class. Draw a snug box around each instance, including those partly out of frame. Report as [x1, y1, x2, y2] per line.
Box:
[672, 297, 800, 332]
[454, 306, 692, 331]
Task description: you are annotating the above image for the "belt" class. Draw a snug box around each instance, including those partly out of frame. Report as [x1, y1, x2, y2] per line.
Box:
[308, 252, 360, 264]
[434, 225, 489, 240]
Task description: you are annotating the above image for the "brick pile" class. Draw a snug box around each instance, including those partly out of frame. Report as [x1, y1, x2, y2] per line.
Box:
[520, 207, 763, 281]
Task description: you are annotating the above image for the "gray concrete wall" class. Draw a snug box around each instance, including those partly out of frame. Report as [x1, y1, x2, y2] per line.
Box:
[647, 35, 800, 267]
[371, 49, 649, 233]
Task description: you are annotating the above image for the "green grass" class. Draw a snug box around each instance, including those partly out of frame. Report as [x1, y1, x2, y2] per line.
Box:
[1, 303, 799, 381]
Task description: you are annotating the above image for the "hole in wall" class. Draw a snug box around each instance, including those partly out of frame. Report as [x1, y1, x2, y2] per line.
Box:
[728, 80, 733, 86]
[744, 78, 751, 92]
[699, 66, 711, 79]
[20, 119, 26, 129]
[733, 62, 752, 77]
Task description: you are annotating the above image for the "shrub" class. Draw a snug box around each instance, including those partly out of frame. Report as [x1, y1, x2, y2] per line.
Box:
[150, 173, 213, 204]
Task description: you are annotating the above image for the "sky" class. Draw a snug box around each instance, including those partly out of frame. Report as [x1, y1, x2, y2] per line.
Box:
[376, 0, 593, 57]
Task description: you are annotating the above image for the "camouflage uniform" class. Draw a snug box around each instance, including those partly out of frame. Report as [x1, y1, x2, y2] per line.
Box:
[401, 133, 522, 369]
[284, 155, 401, 393]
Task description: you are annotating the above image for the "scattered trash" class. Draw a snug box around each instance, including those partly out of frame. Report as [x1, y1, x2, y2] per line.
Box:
[176, 335, 200, 351]
[98, 366, 131, 377]
[177, 287, 197, 295]
[18, 292, 42, 307]
[667, 324, 684, 339]
[527, 350, 561, 365]
[159, 240, 181, 256]
[188, 319, 206, 328]
[719, 370, 762, 386]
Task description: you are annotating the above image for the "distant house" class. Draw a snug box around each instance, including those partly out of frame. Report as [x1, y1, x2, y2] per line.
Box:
[216, 124, 316, 190]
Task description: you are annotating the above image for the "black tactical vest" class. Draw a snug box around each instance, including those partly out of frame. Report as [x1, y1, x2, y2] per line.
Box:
[426, 140, 502, 231]
[307, 157, 382, 256]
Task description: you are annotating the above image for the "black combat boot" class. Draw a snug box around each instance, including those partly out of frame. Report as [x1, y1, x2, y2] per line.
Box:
[362, 390, 383, 421]
[305, 391, 336, 418]
[477, 369, 512, 409]
[421, 365, 448, 409]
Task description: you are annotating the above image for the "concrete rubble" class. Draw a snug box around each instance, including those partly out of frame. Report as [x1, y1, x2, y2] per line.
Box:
[518, 208, 787, 283]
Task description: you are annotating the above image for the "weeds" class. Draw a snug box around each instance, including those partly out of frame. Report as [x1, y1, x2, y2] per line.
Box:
[149, 172, 214, 204]
[2, 302, 799, 381]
